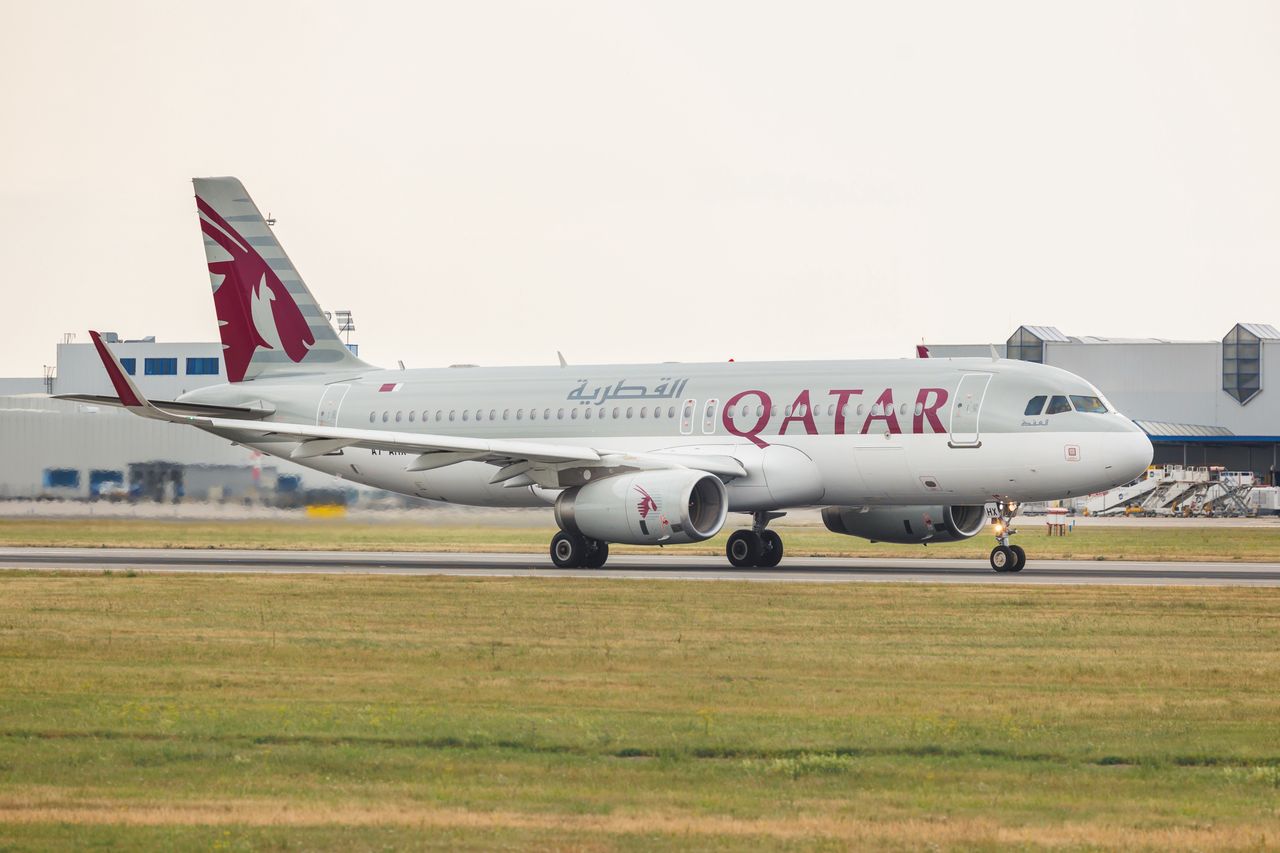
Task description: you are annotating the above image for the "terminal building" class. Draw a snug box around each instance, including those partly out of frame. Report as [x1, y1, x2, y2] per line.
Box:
[0, 332, 355, 502]
[930, 323, 1280, 487]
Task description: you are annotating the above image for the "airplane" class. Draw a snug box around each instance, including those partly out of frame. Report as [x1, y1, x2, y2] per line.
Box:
[65, 177, 1154, 573]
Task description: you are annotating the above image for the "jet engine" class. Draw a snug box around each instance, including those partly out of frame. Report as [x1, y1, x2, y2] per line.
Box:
[821, 504, 987, 545]
[555, 470, 728, 546]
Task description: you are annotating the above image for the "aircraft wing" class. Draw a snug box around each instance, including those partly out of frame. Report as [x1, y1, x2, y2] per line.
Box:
[84, 331, 747, 486]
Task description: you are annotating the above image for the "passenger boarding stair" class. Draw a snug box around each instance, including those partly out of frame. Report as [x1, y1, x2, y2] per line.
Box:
[1084, 472, 1159, 515]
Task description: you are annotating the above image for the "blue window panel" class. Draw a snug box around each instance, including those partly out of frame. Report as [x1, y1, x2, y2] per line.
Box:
[185, 357, 220, 376]
[144, 358, 177, 376]
[119, 358, 136, 375]
[43, 468, 80, 489]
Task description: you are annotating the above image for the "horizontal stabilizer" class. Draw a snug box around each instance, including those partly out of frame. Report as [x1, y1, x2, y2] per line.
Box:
[55, 394, 274, 420]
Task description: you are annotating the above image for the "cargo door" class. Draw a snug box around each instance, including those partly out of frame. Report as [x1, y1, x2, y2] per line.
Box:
[948, 373, 990, 448]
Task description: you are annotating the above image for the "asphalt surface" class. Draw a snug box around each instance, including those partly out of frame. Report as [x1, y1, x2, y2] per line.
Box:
[1, 547, 1279, 586]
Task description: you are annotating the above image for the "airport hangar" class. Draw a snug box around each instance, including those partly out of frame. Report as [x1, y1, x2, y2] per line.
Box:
[0, 322, 1277, 500]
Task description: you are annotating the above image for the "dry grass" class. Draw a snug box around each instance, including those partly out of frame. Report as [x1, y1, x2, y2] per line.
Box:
[1, 573, 1279, 849]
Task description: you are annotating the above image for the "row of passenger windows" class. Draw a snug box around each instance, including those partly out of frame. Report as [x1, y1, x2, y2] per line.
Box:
[367, 400, 931, 425]
[370, 406, 680, 424]
[1024, 394, 1108, 416]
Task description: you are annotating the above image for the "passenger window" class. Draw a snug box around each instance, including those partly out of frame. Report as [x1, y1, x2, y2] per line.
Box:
[489, 409, 497, 421]
[557, 408, 565, 420]
[613, 407, 620, 419]
[626, 407, 633, 418]
[1046, 395, 1071, 415]
[408, 411, 415, 423]
[382, 411, 389, 423]
[1024, 396, 1047, 416]
[530, 408, 538, 420]
[517, 409, 524, 420]
[584, 408, 592, 420]
[395, 411, 403, 422]
[667, 406, 676, 419]
[462, 410, 469, 421]
[544, 408, 551, 419]
[640, 407, 647, 418]
[571, 408, 578, 420]
[1070, 395, 1108, 413]
[369, 412, 375, 423]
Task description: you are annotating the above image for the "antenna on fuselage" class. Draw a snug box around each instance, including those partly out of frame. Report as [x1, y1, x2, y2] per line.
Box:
[557, 351, 568, 368]
[989, 344, 1000, 362]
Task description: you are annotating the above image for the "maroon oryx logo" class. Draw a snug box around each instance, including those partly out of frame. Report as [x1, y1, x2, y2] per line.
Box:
[635, 485, 658, 519]
[196, 196, 314, 382]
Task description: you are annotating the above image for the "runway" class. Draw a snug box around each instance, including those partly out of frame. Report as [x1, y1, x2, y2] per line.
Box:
[2, 547, 1279, 586]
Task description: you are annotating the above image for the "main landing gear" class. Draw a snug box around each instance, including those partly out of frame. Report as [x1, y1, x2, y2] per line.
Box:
[726, 512, 786, 568]
[550, 531, 609, 569]
[989, 501, 1026, 573]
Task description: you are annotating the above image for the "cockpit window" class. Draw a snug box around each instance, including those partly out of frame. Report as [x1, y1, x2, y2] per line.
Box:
[1024, 395, 1047, 416]
[1070, 395, 1108, 413]
[1045, 395, 1072, 415]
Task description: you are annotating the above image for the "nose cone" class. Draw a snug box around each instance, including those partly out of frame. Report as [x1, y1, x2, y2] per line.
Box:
[1109, 422, 1154, 484]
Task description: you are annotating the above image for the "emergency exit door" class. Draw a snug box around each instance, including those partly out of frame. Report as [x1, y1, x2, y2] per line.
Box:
[948, 373, 991, 447]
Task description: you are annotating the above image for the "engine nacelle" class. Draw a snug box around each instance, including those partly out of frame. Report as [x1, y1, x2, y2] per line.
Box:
[555, 470, 728, 545]
[821, 504, 987, 545]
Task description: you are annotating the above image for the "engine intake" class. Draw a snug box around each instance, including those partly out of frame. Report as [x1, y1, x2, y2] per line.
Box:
[555, 470, 728, 545]
[821, 504, 987, 545]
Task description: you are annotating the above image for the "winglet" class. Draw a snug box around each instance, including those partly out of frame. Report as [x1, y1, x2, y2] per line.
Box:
[88, 330, 178, 421]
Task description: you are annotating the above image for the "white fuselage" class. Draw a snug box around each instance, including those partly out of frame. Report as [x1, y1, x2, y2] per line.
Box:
[184, 356, 1154, 511]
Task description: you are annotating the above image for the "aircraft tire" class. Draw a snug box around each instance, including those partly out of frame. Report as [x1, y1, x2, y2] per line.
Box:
[758, 530, 784, 568]
[583, 539, 610, 569]
[990, 545, 1017, 573]
[551, 531, 587, 568]
[727, 530, 763, 568]
[1009, 545, 1026, 572]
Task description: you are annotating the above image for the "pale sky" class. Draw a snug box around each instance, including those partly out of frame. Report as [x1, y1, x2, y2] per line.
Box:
[2, 1, 1277, 377]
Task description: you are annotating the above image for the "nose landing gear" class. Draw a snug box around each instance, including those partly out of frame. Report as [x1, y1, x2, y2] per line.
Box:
[726, 512, 786, 568]
[989, 502, 1026, 572]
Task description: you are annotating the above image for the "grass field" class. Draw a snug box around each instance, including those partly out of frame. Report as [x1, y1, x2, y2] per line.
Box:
[1, 572, 1278, 849]
[2, 517, 1280, 562]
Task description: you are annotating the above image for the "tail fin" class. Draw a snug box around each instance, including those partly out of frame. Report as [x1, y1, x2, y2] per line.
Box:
[193, 177, 370, 382]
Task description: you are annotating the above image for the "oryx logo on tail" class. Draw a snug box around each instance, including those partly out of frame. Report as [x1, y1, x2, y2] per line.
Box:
[196, 196, 314, 382]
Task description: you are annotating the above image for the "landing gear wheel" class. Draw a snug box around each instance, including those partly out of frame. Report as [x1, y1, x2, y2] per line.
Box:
[551, 531, 587, 568]
[990, 545, 1017, 573]
[1009, 545, 1026, 573]
[758, 530, 784, 568]
[726, 530, 763, 568]
[583, 539, 610, 569]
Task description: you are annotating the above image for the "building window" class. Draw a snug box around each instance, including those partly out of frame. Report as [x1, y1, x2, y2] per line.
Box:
[144, 357, 178, 376]
[119, 358, 136, 375]
[185, 357, 220, 375]
[1223, 324, 1263, 405]
[1006, 327, 1044, 363]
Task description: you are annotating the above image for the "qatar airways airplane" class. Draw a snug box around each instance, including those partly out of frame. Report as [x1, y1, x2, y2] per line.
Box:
[67, 177, 1153, 572]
